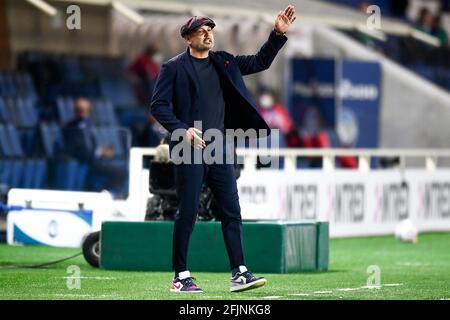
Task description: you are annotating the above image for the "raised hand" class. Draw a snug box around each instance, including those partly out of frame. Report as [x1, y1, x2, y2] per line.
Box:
[275, 4, 297, 33]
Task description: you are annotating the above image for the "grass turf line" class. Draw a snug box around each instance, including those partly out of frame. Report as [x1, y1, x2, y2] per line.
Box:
[0, 232, 449, 300]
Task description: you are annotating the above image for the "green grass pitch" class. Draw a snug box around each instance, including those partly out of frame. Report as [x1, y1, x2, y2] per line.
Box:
[0, 232, 449, 300]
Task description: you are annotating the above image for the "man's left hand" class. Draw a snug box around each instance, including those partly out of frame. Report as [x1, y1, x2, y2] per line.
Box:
[275, 4, 297, 33]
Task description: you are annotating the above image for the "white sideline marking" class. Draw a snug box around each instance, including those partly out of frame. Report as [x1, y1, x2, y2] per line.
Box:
[396, 262, 425, 267]
[263, 296, 283, 299]
[286, 283, 404, 299]
[383, 283, 403, 287]
[360, 285, 382, 289]
[52, 294, 120, 298]
[62, 276, 116, 280]
[336, 288, 361, 292]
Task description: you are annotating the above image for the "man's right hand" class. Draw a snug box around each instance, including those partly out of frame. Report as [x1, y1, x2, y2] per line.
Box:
[186, 127, 206, 149]
[100, 145, 115, 159]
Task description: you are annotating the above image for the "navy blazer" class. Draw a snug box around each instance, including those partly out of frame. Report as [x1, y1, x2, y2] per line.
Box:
[63, 118, 96, 163]
[150, 30, 288, 140]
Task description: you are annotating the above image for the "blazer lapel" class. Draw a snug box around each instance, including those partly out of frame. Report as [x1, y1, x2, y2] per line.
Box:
[181, 47, 199, 95]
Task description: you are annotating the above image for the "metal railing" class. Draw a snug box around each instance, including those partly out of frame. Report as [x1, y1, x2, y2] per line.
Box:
[125, 147, 450, 222]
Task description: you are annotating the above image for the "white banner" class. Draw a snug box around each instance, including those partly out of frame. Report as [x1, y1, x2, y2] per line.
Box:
[237, 169, 450, 237]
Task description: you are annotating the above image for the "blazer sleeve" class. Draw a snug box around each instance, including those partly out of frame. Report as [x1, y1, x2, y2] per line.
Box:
[234, 30, 288, 76]
[150, 62, 190, 133]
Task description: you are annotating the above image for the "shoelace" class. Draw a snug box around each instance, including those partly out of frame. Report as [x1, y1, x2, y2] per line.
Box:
[240, 271, 255, 282]
[181, 277, 197, 287]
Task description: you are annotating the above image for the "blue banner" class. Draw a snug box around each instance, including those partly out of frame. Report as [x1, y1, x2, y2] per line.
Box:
[286, 58, 381, 148]
[287, 59, 336, 129]
[339, 60, 381, 148]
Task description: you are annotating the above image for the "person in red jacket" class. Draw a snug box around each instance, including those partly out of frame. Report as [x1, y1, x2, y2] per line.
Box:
[128, 45, 161, 104]
[256, 87, 300, 148]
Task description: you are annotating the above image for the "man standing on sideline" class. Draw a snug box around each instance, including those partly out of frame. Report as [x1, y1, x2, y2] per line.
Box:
[151, 5, 296, 293]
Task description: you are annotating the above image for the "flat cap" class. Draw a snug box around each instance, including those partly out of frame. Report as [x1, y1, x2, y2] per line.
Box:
[180, 16, 216, 38]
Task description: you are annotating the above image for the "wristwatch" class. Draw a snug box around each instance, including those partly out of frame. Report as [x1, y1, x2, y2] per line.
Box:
[273, 28, 286, 36]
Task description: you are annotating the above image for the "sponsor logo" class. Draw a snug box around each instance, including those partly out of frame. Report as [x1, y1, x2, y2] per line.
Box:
[239, 186, 267, 204]
[173, 282, 181, 289]
[424, 183, 450, 219]
[48, 220, 58, 238]
[293, 79, 379, 101]
[286, 185, 317, 219]
[377, 183, 409, 222]
[335, 184, 365, 223]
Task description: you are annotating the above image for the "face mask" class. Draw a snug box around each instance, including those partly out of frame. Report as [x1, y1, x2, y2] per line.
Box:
[259, 94, 274, 109]
[153, 53, 163, 64]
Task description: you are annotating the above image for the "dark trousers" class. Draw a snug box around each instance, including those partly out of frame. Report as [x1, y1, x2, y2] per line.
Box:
[172, 161, 245, 272]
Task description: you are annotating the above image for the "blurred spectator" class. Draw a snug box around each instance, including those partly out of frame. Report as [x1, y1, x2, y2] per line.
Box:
[431, 14, 449, 46]
[299, 107, 358, 169]
[63, 97, 127, 194]
[256, 87, 300, 148]
[128, 45, 161, 105]
[399, 7, 435, 65]
[414, 7, 434, 33]
[141, 114, 167, 147]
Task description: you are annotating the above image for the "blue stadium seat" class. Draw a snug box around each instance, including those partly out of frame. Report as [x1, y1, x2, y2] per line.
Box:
[18, 128, 37, 157]
[0, 98, 8, 123]
[0, 160, 13, 187]
[99, 77, 138, 108]
[91, 126, 129, 159]
[15, 97, 39, 128]
[56, 96, 75, 124]
[0, 73, 18, 97]
[5, 125, 25, 158]
[3, 97, 19, 125]
[40, 122, 64, 157]
[0, 124, 47, 189]
[9, 161, 24, 188]
[0, 125, 15, 158]
[22, 160, 47, 189]
[91, 99, 118, 126]
[62, 55, 84, 82]
[54, 160, 88, 191]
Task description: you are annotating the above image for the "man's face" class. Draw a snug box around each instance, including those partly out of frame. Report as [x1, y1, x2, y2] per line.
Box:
[186, 25, 214, 51]
[75, 99, 91, 119]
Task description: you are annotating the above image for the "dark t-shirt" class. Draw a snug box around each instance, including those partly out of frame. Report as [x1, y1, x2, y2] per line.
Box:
[191, 55, 225, 133]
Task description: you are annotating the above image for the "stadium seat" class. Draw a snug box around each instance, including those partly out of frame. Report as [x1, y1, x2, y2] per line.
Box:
[22, 160, 47, 189]
[90, 126, 130, 159]
[15, 97, 39, 128]
[99, 77, 138, 108]
[56, 96, 75, 125]
[54, 160, 88, 191]
[5, 125, 25, 158]
[0, 72, 18, 97]
[0, 98, 8, 123]
[3, 97, 20, 125]
[0, 160, 13, 188]
[39, 122, 64, 158]
[9, 161, 24, 188]
[0, 125, 15, 158]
